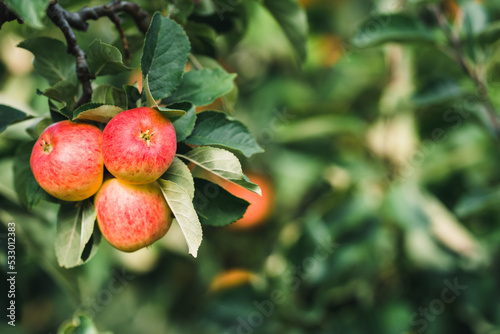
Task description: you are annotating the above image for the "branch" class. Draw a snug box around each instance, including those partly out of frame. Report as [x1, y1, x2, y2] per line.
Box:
[430, 4, 500, 141]
[47, 2, 94, 108]
[44, 1, 150, 108]
[0, 2, 23, 29]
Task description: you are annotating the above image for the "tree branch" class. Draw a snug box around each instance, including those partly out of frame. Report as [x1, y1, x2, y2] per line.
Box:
[430, 4, 500, 141]
[44, 1, 150, 108]
[0, 2, 23, 29]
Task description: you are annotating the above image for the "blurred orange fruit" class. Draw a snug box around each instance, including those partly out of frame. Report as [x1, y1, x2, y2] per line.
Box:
[209, 269, 256, 292]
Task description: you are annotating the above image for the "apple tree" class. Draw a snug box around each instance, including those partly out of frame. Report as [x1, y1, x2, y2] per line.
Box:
[0, 0, 275, 268]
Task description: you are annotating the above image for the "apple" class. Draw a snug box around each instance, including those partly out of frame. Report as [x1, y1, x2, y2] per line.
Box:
[102, 107, 177, 184]
[94, 178, 172, 252]
[30, 120, 103, 201]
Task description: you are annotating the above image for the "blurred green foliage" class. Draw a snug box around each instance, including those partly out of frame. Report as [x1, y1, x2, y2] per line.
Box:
[2, 0, 500, 333]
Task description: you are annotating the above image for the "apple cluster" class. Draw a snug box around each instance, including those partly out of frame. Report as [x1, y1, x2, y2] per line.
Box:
[30, 107, 177, 252]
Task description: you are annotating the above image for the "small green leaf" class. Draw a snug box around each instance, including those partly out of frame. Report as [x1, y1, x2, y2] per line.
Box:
[185, 111, 263, 158]
[476, 22, 500, 48]
[161, 157, 195, 200]
[19, 37, 77, 85]
[13, 141, 53, 208]
[193, 178, 249, 227]
[352, 13, 435, 48]
[263, 0, 308, 62]
[158, 179, 202, 258]
[141, 12, 191, 101]
[43, 80, 79, 112]
[185, 21, 217, 57]
[166, 0, 194, 24]
[72, 103, 123, 123]
[58, 314, 111, 334]
[0, 105, 29, 133]
[92, 84, 128, 110]
[3, 0, 48, 29]
[412, 78, 463, 107]
[26, 117, 53, 139]
[157, 105, 187, 118]
[163, 68, 236, 106]
[87, 40, 131, 76]
[178, 146, 261, 195]
[172, 104, 196, 141]
[55, 200, 98, 268]
[123, 85, 141, 110]
[455, 188, 500, 218]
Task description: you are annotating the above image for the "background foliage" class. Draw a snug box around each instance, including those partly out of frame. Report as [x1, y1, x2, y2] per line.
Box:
[2, 0, 500, 333]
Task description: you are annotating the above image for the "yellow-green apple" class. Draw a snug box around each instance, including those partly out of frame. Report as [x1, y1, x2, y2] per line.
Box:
[102, 107, 177, 184]
[30, 120, 103, 201]
[94, 178, 172, 252]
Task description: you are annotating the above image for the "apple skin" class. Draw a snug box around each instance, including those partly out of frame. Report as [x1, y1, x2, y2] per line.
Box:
[102, 107, 177, 184]
[95, 178, 172, 252]
[30, 120, 103, 201]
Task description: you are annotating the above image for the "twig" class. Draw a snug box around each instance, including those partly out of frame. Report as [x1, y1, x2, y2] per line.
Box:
[430, 4, 500, 141]
[108, 12, 131, 66]
[47, 2, 94, 108]
[0, 2, 23, 29]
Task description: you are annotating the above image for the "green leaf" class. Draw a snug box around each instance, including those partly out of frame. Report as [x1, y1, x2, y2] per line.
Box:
[13, 141, 52, 208]
[262, 0, 308, 62]
[476, 22, 500, 48]
[18, 37, 77, 85]
[157, 105, 187, 118]
[58, 314, 111, 334]
[193, 178, 249, 227]
[178, 146, 261, 195]
[49, 99, 72, 121]
[454, 188, 500, 218]
[92, 84, 128, 110]
[412, 78, 463, 107]
[158, 179, 202, 258]
[87, 40, 131, 76]
[185, 21, 217, 57]
[141, 12, 191, 101]
[163, 68, 236, 106]
[352, 13, 435, 49]
[55, 200, 98, 268]
[0, 104, 29, 133]
[161, 157, 195, 200]
[166, 0, 194, 24]
[72, 103, 123, 123]
[3, 0, 48, 29]
[123, 85, 141, 110]
[185, 111, 263, 158]
[26, 117, 53, 139]
[172, 104, 196, 141]
[43, 80, 79, 112]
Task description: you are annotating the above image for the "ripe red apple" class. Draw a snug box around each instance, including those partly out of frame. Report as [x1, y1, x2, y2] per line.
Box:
[30, 120, 103, 201]
[102, 107, 177, 184]
[94, 178, 173, 252]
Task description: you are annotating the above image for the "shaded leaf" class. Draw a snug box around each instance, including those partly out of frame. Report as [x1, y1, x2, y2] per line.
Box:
[193, 178, 249, 227]
[412, 78, 463, 107]
[19, 37, 76, 85]
[87, 40, 131, 76]
[185, 111, 263, 158]
[172, 104, 197, 141]
[352, 13, 435, 48]
[92, 84, 128, 110]
[263, 0, 308, 62]
[0, 104, 29, 133]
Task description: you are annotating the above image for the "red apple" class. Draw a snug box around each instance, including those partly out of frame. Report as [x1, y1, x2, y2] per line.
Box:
[30, 120, 103, 201]
[94, 178, 172, 252]
[102, 107, 177, 184]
